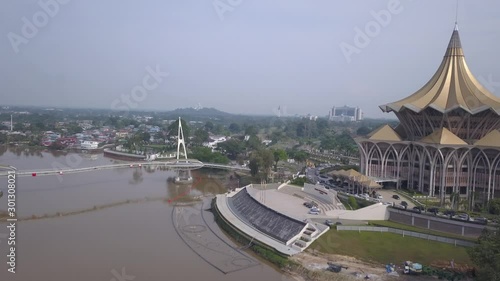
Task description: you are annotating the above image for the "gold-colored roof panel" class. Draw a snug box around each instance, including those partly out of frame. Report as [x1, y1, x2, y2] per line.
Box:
[368, 124, 402, 141]
[420, 128, 467, 145]
[474, 130, 500, 147]
[380, 27, 500, 115]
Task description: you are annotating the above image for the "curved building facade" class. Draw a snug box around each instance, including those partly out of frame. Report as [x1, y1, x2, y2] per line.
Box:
[355, 26, 500, 207]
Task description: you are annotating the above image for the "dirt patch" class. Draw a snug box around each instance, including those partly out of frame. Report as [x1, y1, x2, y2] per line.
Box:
[289, 250, 405, 281]
[429, 260, 473, 274]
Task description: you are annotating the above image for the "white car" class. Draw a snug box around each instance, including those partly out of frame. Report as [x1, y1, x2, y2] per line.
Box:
[377, 195, 383, 199]
[309, 210, 320, 215]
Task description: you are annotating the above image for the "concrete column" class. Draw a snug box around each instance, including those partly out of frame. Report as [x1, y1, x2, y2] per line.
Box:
[487, 166, 493, 202]
[429, 162, 435, 197]
[427, 219, 430, 229]
[411, 216, 415, 226]
[461, 226, 465, 236]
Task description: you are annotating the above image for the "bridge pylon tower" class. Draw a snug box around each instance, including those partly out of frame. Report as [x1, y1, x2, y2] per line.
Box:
[174, 117, 193, 184]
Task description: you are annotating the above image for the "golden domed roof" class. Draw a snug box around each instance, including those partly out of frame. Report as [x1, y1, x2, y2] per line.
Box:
[380, 25, 500, 115]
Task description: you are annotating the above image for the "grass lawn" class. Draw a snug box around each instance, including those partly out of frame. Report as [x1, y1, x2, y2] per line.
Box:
[369, 220, 478, 242]
[311, 230, 472, 266]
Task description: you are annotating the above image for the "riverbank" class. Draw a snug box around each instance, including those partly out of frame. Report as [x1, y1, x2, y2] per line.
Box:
[211, 196, 475, 281]
[103, 148, 146, 160]
[211, 197, 385, 281]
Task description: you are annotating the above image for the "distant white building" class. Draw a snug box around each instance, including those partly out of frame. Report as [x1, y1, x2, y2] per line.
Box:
[306, 114, 318, 121]
[203, 136, 227, 151]
[262, 139, 272, 146]
[329, 105, 362, 122]
[80, 140, 99, 150]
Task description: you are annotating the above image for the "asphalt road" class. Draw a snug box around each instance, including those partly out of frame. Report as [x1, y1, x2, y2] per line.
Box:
[377, 190, 416, 209]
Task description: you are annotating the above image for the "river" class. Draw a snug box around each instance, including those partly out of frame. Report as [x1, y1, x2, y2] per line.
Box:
[0, 147, 293, 281]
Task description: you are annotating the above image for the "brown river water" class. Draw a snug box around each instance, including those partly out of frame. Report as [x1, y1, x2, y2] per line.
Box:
[0, 147, 294, 281]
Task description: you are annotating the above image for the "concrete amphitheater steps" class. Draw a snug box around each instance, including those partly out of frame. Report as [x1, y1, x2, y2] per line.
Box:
[229, 189, 306, 244]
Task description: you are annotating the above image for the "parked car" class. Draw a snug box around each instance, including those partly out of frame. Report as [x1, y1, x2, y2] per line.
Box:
[325, 220, 334, 226]
[444, 210, 456, 217]
[377, 194, 383, 199]
[474, 217, 488, 224]
[309, 210, 320, 215]
[401, 201, 408, 207]
[457, 213, 469, 221]
[413, 206, 424, 211]
[311, 206, 320, 212]
[303, 202, 313, 208]
[427, 207, 439, 214]
[392, 194, 400, 200]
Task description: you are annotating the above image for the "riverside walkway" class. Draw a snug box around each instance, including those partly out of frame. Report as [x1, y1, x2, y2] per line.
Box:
[0, 160, 249, 177]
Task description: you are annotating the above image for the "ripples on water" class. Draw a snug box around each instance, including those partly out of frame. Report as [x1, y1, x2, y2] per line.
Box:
[0, 149, 293, 281]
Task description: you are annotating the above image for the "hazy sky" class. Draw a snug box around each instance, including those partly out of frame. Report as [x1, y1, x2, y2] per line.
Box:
[1, 0, 500, 118]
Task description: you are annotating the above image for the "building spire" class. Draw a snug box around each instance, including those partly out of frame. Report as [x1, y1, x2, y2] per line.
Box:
[454, 0, 459, 30]
[379, 25, 500, 116]
[446, 26, 462, 56]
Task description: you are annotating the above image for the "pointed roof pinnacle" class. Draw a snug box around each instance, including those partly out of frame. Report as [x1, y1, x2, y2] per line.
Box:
[445, 26, 462, 55]
[368, 125, 402, 142]
[379, 26, 500, 115]
[420, 128, 467, 146]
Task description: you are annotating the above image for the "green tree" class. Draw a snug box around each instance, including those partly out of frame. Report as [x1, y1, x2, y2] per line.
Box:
[489, 198, 500, 215]
[246, 135, 262, 150]
[29, 122, 46, 132]
[217, 139, 245, 159]
[213, 124, 227, 135]
[248, 149, 274, 178]
[168, 118, 190, 140]
[252, 149, 274, 178]
[0, 133, 8, 144]
[141, 132, 151, 143]
[204, 121, 214, 132]
[13, 122, 24, 132]
[193, 129, 209, 145]
[450, 192, 461, 210]
[190, 147, 229, 164]
[356, 126, 372, 136]
[272, 149, 287, 171]
[316, 118, 329, 132]
[468, 221, 500, 281]
[244, 125, 258, 136]
[229, 123, 241, 133]
[249, 158, 259, 176]
[293, 151, 308, 163]
[320, 136, 337, 151]
[270, 130, 285, 143]
[259, 149, 274, 177]
[66, 123, 83, 135]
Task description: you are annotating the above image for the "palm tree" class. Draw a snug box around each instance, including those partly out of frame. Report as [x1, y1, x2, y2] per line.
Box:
[450, 192, 460, 210]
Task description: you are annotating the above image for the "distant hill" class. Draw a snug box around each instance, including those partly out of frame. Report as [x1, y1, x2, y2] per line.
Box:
[164, 107, 234, 118]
